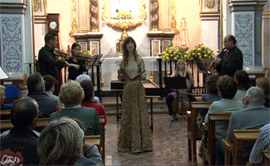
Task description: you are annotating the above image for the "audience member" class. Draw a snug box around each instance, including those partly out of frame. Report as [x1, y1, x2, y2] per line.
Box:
[80, 80, 107, 125]
[256, 77, 270, 107]
[0, 98, 40, 165]
[224, 87, 270, 163]
[76, 74, 101, 104]
[43, 74, 64, 108]
[202, 75, 221, 102]
[204, 75, 244, 138]
[27, 73, 59, 118]
[50, 80, 101, 135]
[249, 123, 270, 165]
[233, 69, 251, 101]
[38, 117, 97, 165]
[199, 75, 221, 126]
[74, 118, 104, 165]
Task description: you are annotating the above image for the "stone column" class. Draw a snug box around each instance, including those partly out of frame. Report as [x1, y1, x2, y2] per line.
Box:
[0, 0, 34, 76]
[229, 0, 267, 66]
[262, 0, 270, 67]
[200, 0, 221, 54]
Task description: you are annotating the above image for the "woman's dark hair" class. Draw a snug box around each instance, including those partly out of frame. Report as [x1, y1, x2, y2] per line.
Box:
[80, 80, 94, 102]
[217, 75, 237, 99]
[122, 36, 137, 66]
[71, 42, 81, 50]
[43, 75, 56, 91]
[234, 70, 251, 91]
[206, 75, 219, 94]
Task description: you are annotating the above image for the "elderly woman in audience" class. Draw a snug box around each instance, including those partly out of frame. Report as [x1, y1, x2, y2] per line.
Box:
[256, 77, 270, 107]
[38, 117, 98, 165]
[233, 69, 251, 101]
[204, 75, 244, 138]
[74, 118, 104, 165]
[199, 75, 221, 126]
[80, 80, 107, 125]
[76, 74, 101, 104]
[50, 80, 101, 135]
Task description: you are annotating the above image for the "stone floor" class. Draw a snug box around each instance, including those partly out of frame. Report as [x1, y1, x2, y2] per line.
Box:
[104, 114, 203, 166]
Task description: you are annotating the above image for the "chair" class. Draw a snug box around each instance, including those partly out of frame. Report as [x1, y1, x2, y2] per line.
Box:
[3, 85, 19, 108]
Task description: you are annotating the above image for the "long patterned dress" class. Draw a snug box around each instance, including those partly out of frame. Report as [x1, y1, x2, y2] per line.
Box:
[117, 56, 152, 153]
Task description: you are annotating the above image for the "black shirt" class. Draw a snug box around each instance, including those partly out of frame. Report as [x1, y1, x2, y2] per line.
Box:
[67, 58, 87, 80]
[38, 45, 66, 79]
[216, 46, 243, 77]
[0, 128, 40, 165]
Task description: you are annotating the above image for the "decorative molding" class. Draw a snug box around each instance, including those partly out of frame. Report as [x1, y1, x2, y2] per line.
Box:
[1, 15, 23, 73]
[170, 0, 179, 34]
[69, 0, 78, 37]
[234, 12, 254, 66]
[0, 1, 27, 14]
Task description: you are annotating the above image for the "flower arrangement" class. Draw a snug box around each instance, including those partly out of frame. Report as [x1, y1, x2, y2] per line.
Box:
[184, 44, 214, 60]
[80, 50, 93, 57]
[114, 10, 134, 19]
[161, 46, 187, 62]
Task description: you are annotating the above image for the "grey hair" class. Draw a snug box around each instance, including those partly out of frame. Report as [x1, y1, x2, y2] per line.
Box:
[245, 87, 265, 103]
[38, 117, 85, 165]
[76, 74, 91, 83]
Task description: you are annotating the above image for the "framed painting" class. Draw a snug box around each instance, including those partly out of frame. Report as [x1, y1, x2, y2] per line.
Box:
[90, 41, 99, 55]
[152, 40, 160, 56]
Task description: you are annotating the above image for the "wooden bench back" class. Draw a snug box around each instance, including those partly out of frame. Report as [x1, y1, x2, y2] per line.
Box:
[0, 118, 49, 133]
[203, 113, 231, 165]
[223, 129, 259, 166]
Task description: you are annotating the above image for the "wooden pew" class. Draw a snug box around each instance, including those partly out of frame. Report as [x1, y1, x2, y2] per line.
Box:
[85, 135, 101, 152]
[222, 129, 259, 166]
[0, 109, 11, 119]
[99, 116, 105, 162]
[203, 113, 232, 165]
[263, 151, 270, 166]
[0, 118, 49, 133]
[187, 101, 212, 166]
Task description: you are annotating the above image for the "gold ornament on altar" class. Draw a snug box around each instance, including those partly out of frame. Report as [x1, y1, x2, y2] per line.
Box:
[102, 0, 147, 40]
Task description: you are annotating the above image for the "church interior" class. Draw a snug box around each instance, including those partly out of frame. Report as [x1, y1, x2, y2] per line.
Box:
[0, 0, 270, 165]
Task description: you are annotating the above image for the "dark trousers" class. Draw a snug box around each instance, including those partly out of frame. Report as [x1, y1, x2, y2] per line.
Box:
[166, 95, 176, 116]
[216, 136, 226, 165]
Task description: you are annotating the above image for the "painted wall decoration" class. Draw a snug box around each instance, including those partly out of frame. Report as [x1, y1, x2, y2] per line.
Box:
[1, 16, 23, 73]
[234, 12, 254, 66]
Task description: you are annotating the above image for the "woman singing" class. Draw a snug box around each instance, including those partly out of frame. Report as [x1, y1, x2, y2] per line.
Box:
[117, 36, 152, 153]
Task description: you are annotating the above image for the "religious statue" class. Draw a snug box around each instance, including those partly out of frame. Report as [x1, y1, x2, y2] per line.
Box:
[150, 0, 159, 30]
[90, 0, 99, 31]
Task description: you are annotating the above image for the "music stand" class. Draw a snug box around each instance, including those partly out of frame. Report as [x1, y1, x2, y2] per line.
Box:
[164, 77, 187, 90]
[192, 56, 208, 74]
